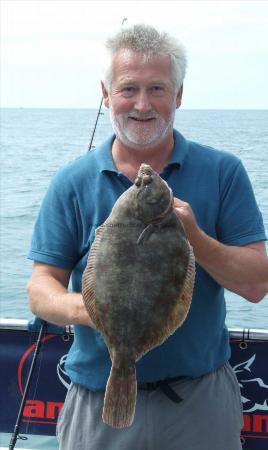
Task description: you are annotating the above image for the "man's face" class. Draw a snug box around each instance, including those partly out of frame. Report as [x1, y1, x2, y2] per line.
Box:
[102, 49, 183, 149]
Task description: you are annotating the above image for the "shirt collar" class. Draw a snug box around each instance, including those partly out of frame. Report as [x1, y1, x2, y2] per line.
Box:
[166, 129, 189, 169]
[94, 129, 189, 174]
[91, 134, 118, 174]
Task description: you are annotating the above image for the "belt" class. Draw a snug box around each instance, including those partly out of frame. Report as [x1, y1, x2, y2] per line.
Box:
[138, 375, 186, 403]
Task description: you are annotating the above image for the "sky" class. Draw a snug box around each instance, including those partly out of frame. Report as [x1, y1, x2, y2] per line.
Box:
[1, 0, 268, 109]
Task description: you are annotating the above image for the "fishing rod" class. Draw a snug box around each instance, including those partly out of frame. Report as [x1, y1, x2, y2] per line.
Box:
[88, 17, 128, 151]
[9, 320, 47, 450]
[88, 96, 104, 151]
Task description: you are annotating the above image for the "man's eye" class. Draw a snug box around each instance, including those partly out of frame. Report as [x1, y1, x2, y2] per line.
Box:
[121, 87, 136, 97]
[151, 86, 165, 96]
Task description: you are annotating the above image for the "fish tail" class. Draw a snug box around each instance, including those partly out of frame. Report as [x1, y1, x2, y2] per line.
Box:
[102, 360, 137, 428]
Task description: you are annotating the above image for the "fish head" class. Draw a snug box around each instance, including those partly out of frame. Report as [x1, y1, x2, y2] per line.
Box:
[134, 164, 173, 223]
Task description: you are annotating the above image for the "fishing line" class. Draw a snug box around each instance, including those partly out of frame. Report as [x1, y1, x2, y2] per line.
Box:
[24, 332, 45, 437]
[88, 97, 104, 151]
[88, 17, 128, 151]
[18, 326, 43, 439]
[9, 320, 47, 450]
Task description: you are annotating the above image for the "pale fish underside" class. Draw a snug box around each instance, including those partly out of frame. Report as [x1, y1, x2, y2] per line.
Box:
[82, 163, 195, 428]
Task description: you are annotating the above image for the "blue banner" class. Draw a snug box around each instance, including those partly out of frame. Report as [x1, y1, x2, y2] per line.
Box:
[0, 327, 267, 449]
[230, 336, 268, 449]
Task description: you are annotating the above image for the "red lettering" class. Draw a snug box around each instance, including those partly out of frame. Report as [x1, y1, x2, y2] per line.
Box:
[253, 415, 268, 433]
[23, 400, 64, 420]
[242, 414, 252, 432]
[46, 402, 63, 419]
[23, 400, 45, 418]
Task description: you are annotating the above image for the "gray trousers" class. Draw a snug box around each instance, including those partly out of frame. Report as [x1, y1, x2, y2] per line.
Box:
[56, 362, 243, 450]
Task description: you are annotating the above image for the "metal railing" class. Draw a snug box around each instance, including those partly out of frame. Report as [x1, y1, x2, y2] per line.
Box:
[1, 318, 268, 340]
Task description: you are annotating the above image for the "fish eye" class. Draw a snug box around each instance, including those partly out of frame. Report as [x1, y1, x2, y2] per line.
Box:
[145, 198, 159, 205]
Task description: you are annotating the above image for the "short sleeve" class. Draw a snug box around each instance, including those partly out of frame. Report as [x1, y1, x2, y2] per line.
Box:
[28, 173, 80, 269]
[216, 161, 266, 245]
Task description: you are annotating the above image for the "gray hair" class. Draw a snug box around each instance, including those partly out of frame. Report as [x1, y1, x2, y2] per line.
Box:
[103, 24, 187, 90]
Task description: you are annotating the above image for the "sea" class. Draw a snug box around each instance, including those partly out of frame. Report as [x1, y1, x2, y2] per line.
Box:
[0, 108, 268, 449]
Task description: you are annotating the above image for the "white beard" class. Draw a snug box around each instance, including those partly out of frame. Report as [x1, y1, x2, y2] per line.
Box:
[109, 105, 176, 150]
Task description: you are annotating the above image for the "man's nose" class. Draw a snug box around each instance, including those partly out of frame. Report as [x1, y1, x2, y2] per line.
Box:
[134, 90, 152, 113]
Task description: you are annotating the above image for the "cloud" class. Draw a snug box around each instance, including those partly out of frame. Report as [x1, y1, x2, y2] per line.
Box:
[1, 0, 268, 108]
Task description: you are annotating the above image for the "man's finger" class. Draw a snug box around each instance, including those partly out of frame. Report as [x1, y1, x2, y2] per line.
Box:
[173, 197, 188, 208]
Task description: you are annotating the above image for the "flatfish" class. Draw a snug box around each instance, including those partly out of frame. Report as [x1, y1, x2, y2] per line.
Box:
[82, 163, 195, 428]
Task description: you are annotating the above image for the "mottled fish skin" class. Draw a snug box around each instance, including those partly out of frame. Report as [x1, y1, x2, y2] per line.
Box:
[82, 164, 195, 428]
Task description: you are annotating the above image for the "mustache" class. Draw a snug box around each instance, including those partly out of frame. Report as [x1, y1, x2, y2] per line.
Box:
[128, 111, 159, 120]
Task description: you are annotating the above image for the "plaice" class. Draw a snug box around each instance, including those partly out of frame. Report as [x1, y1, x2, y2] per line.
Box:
[82, 163, 195, 428]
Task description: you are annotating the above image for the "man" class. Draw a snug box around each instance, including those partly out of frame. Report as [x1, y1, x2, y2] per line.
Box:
[27, 24, 268, 450]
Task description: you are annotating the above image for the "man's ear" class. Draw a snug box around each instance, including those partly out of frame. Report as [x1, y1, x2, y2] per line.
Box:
[176, 84, 183, 109]
[101, 81, 109, 108]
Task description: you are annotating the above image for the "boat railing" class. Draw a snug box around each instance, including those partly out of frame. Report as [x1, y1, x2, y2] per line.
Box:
[1, 317, 268, 340]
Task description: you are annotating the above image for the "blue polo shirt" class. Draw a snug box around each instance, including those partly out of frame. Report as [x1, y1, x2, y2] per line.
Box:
[28, 130, 266, 390]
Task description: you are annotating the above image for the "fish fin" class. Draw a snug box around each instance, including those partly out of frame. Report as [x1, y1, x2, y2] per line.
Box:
[102, 360, 137, 428]
[82, 226, 106, 330]
[174, 244, 195, 325]
[164, 243, 195, 335]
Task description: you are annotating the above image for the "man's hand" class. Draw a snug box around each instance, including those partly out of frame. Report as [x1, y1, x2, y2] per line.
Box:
[173, 197, 200, 243]
[27, 262, 96, 328]
[172, 197, 268, 303]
